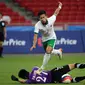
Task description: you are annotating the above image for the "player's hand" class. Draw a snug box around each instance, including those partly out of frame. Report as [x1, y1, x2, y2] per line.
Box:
[34, 69, 41, 75]
[30, 45, 36, 51]
[58, 2, 62, 7]
[11, 75, 18, 81]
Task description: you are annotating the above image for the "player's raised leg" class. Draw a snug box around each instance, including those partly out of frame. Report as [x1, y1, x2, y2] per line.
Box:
[52, 48, 63, 60]
[50, 38, 63, 60]
[40, 39, 62, 69]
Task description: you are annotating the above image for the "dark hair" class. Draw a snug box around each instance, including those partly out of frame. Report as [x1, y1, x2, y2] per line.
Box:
[18, 69, 29, 79]
[38, 10, 46, 17]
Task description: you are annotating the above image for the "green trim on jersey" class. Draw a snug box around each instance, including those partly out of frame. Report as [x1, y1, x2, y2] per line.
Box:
[42, 39, 56, 51]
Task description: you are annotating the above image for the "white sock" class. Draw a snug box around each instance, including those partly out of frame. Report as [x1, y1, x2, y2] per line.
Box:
[40, 53, 51, 70]
[51, 49, 61, 55]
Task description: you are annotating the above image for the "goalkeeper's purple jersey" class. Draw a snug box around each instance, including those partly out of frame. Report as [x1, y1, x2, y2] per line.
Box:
[26, 67, 52, 84]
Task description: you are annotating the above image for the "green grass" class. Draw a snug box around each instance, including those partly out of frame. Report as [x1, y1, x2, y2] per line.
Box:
[0, 53, 85, 85]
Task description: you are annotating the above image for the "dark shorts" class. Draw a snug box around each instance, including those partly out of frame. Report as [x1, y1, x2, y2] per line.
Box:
[51, 65, 70, 83]
[0, 32, 4, 42]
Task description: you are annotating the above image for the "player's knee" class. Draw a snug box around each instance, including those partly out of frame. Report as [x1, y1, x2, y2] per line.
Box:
[46, 47, 52, 54]
[46, 50, 51, 54]
[68, 64, 75, 70]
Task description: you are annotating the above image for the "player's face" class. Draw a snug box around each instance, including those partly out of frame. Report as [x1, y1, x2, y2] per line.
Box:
[39, 14, 47, 24]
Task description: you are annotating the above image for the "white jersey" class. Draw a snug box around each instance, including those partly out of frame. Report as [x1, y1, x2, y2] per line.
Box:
[34, 15, 57, 42]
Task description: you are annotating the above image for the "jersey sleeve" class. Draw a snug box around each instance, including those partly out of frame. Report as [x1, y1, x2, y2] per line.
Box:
[25, 79, 32, 84]
[48, 15, 56, 24]
[32, 67, 39, 70]
[1, 21, 6, 27]
[34, 24, 39, 34]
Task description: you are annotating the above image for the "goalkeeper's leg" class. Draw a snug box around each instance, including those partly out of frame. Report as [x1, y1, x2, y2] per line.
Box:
[69, 63, 85, 70]
[72, 76, 85, 83]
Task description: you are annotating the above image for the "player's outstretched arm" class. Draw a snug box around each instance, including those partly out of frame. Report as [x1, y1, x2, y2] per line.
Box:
[18, 79, 27, 83]
[54, 2, 62, 16]
[30, 33, 38, 51]
[11, 75, 26, 83]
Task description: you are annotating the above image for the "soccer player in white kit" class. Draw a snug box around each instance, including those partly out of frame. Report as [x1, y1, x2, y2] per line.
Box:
[30, 2, 63, 73]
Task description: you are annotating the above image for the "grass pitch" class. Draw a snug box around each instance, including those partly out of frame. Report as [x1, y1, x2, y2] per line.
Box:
[0, 53, 85, 85]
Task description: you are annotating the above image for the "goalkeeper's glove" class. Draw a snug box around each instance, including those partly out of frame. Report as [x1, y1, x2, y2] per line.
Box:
[11, 75, 18, 81]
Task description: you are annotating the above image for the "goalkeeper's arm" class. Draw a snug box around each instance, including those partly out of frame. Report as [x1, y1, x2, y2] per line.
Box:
[11, 75, 26, 83]
[18, 79, 27, 83]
